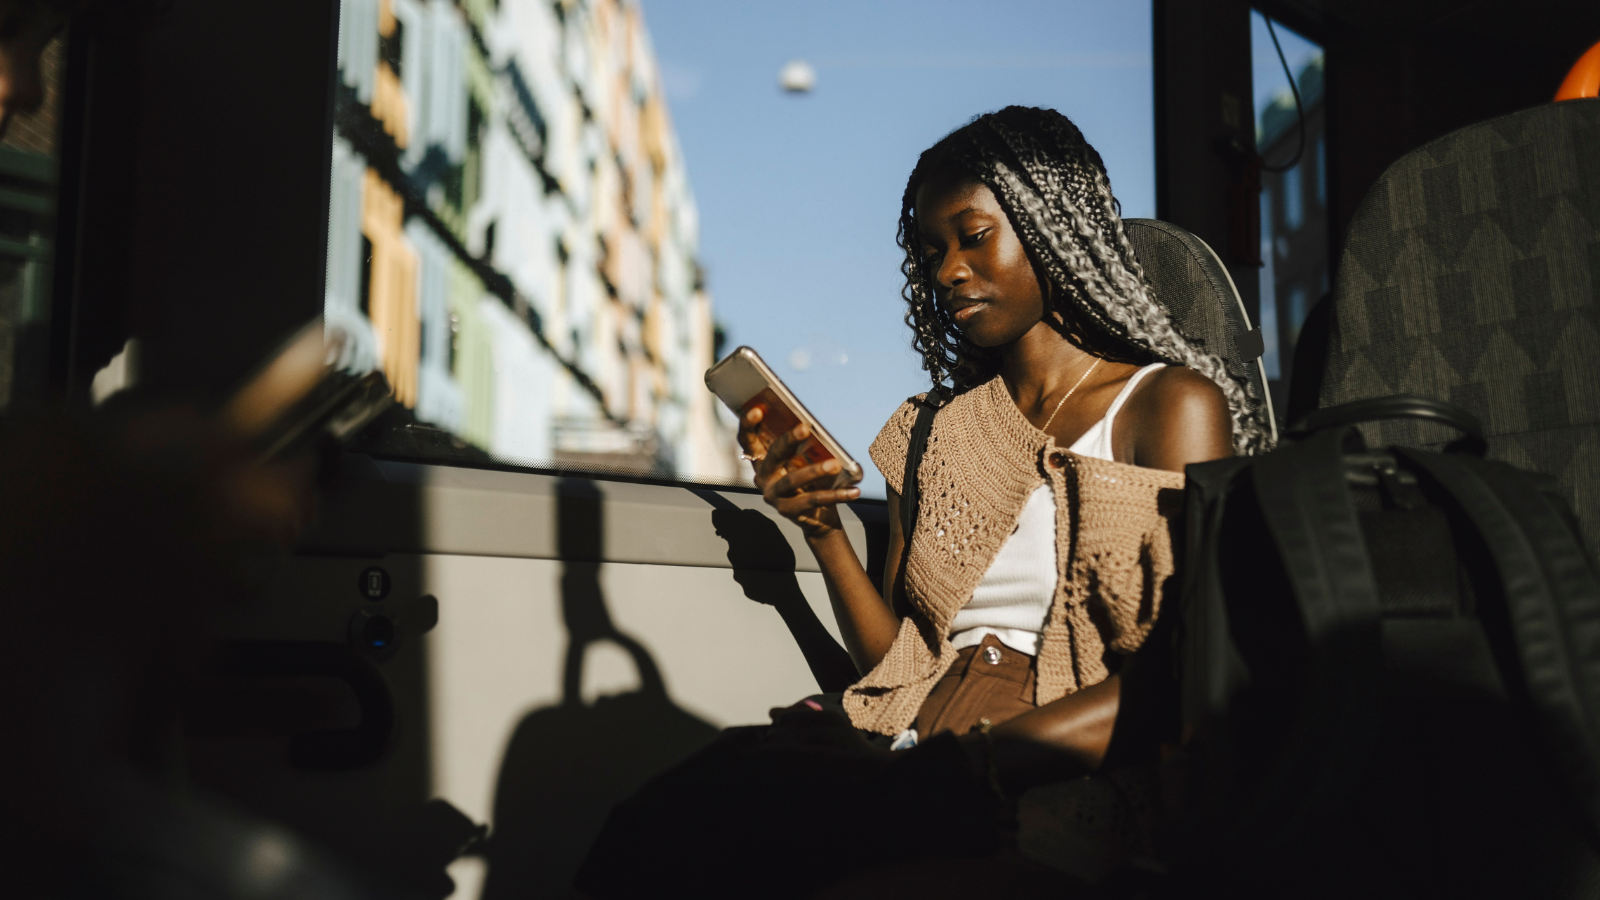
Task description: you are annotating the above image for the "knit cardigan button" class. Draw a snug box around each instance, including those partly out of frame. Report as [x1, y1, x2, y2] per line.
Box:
[1047, 451, 1067, 469]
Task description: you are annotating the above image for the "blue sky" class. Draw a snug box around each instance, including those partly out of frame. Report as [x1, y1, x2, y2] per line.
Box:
[639, 1, 1154, 497]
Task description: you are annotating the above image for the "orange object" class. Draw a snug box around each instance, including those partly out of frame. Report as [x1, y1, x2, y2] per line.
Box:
[1556, 39, 1600, 101]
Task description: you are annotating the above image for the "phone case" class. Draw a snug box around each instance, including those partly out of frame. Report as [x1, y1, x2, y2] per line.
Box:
[705, 346, 864, 488]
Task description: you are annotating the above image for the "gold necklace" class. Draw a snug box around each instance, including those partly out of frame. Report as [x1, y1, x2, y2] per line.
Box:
[1040, 358, 1101, 433]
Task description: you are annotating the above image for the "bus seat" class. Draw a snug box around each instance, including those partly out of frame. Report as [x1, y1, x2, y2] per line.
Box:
[1310, 98, 1600, 553]
[1125, 218, 1277, 443]
[1285, 291, 1334, 425]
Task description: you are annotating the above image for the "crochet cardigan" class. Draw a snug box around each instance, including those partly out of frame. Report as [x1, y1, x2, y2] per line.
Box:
[846, 375, 1186, 736]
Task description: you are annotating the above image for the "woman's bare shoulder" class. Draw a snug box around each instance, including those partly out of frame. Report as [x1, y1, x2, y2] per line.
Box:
[1122, 365, 1233, 470]
[1137, 365, 1227, 411]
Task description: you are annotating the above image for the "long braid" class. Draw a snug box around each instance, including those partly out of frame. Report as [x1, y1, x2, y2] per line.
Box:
[897, 148, 970, 388]
[895, 106, 1274, 455]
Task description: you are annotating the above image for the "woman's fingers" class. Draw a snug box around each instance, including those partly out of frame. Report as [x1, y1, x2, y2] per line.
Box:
[776, 487, 861, 522]
[744, 427, 861, 530]
[752, 422, 811, 486]
[765, 458, 859, 513]
[766, 458, 841, 500]
[778, 486, 861, 511]
[762, 422, 806, 466]
[738, 407, 769, 459]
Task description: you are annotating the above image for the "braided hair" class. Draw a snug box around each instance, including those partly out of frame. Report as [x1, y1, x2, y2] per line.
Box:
[897, 106, 1274, 455]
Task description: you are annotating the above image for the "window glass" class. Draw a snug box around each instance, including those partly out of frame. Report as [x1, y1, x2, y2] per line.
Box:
[1316, 135, 1327, 208]
[326, 1, 1154, 495]
[0, 34, 64, 414]
[1252, 10, 1325, 415]
[1288, 285, 1309, 344]
[1283, 162, 1303, 232]
[1257, 187, 1281, 380]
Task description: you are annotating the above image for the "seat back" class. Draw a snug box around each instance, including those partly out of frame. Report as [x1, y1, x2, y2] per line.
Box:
[1125, 218, 1276, 442]
[1315, 98, 1600, 554]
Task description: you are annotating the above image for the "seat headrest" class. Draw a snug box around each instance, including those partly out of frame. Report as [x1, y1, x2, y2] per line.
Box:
[1125, 218, 1276, 441]
[1318, 98, 1600, 551]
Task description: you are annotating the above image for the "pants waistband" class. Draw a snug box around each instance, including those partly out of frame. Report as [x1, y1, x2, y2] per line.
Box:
[945, 633, 1034, 685]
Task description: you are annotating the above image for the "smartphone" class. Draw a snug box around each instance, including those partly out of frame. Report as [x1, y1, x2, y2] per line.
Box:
[705, 346, 863, 488]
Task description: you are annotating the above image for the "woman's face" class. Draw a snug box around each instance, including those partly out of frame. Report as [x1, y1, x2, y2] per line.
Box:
[915, 168, 1049, 348]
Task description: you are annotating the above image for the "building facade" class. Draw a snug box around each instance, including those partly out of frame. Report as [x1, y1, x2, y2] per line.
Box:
[327, 0, 737, 480]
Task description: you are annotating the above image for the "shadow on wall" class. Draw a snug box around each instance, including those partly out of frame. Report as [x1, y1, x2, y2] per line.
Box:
[692, 490, 859, 694]
[479, 483, 871, 897]
[479, 478, 719, 900]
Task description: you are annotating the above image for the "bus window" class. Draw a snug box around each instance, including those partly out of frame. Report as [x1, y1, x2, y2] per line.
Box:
[324, 0, 744, 487]
[1251, 10, 1325, 421]
[323, 0, 1157, 499]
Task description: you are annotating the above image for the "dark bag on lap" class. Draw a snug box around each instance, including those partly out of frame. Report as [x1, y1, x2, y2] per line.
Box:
[1169, 395, 1600, 898]
[573, 700, 999, 900]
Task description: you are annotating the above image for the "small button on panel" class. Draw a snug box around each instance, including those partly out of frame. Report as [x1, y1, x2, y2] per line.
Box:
[1047, 452, 1067, 469]
[359, 567, 390, 601]
[982, 646, 1002, 665]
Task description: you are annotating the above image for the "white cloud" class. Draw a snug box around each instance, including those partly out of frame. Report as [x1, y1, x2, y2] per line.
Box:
[658, 60, 703, 102]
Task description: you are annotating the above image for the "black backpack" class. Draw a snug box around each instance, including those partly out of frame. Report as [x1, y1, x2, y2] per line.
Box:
[1170, 395, 1600, 898]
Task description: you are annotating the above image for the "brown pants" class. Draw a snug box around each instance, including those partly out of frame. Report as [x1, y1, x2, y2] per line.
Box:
[912, 633, 1038, 739]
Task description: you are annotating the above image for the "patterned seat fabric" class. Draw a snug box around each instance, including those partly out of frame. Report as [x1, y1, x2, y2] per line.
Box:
[1125, 218, 1276, 441]
[1317, 98, 1600, 552]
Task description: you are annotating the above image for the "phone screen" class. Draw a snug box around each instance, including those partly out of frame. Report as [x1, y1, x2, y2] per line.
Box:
[740, 387, 834, 471]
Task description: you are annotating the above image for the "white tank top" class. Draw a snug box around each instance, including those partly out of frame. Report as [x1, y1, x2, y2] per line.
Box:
[948, 363, 1166, 656]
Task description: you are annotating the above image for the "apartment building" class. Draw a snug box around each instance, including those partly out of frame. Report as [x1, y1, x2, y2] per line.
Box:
[326, 0, 737, 480]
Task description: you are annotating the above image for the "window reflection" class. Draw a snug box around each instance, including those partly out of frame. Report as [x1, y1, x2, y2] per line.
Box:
[0, 35, 62, 414]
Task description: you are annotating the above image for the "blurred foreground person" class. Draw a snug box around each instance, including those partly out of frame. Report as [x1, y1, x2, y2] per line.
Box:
[0, 324, 396, 898]
[0, 401, 323, 896]
[0, 1, 443, 895]
[0, 0, 72, 131]
[0, 2, 400, 895]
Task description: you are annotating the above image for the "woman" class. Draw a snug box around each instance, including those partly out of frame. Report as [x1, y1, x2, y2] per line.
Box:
[576, 106, 1270, 899]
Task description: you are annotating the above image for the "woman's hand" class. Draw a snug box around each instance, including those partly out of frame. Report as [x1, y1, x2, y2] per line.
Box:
[741, 406, 860, 540]
[955, 675, 1123, 795]
[740, 405, 898, 672]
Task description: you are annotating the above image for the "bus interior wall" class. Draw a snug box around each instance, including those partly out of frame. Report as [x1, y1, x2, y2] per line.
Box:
[50, 0, 340, 407]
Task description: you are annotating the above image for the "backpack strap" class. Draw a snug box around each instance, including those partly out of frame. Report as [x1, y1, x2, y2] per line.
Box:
[1395, 448, 1600, 840]
[1235, 425, 1387, 850]
[894, 386, 951, 618]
